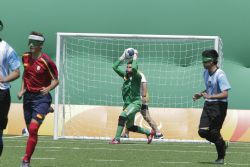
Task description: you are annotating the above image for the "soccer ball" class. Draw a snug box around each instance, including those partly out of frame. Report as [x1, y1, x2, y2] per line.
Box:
[125, 48, 135, 59]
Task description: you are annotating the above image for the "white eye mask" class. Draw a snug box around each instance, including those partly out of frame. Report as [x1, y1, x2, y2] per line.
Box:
[28, 35, 45, 42]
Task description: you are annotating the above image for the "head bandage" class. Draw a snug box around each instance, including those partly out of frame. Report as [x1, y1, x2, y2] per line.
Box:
[28, 35, 45, 42]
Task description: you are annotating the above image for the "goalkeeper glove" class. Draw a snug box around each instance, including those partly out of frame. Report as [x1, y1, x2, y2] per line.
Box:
[133, 49, 138, 60]
[119, 49, 126, 61]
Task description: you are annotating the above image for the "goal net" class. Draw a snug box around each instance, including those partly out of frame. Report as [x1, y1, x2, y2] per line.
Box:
[54, 33, 222, 141]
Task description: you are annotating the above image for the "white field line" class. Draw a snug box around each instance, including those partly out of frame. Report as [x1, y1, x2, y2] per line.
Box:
[5, 145, 250, 155]
[160, 161, 192, 164]
[89, 159, 124, 162]
[6, 136, 250, 146]
[31, 157, 56, 160]
[3, 136, 24, 139]
[45, 150, 60, 152]
[4, 139, 250, 149]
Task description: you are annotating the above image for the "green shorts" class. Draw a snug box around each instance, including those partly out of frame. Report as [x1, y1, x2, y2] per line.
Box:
[123, 101, 141, 128]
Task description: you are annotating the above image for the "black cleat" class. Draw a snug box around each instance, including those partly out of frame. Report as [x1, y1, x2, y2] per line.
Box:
[120, 133, 129, 138]
[48, 106, 54, 113]
[214, 158, 224, 165]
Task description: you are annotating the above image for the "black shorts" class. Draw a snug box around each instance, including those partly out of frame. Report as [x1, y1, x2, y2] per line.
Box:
[0, 89, 10, 129]
[199, 101, 227, 130]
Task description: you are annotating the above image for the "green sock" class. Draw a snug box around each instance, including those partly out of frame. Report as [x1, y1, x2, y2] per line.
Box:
[115, 126, 124, 140]
[130, 126, 150, 136]
[137, 126, 150, 136]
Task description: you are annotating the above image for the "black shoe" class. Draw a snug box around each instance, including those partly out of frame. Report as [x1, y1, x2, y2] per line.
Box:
[214, 158, 224, 165]
[154, 132, 164, 139]
[48, 107, 54, 113]
[121, 133, 129, 138]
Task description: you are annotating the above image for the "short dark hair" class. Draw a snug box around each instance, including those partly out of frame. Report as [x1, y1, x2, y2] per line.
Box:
[202, 49, 219, 64]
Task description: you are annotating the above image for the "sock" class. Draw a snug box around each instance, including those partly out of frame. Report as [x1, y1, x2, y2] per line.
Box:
[0, 130, 3, 157]
[134, 126, 151, 136]
[128, 126, 151, 136]
[115, 126, 124, 140]
[23, 122, 40, 162]
[215, 138, 226, 159]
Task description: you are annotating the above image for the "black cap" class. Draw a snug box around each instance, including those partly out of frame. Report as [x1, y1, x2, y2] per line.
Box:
[0, 20, 3, 31]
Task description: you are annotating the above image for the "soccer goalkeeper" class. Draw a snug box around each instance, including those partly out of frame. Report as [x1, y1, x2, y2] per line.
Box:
[121, 71, 164, 139]
[110, 49, 154, 144]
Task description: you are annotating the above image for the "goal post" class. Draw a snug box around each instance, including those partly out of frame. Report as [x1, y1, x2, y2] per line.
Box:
[54, 33, 223, 141]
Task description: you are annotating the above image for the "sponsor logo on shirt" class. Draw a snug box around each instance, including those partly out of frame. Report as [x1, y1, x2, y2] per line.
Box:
[37, 65, 41, 71]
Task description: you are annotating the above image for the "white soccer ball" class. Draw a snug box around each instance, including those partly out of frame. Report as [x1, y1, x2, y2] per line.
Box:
[125, 48, 135, 59]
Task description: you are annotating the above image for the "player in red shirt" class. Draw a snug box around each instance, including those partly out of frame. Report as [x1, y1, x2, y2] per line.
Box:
[18, 31, 59, 167]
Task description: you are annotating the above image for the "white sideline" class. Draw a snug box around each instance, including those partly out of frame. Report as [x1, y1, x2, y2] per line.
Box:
[89, 159, 124, 162]
[6, 145, 250, 155]
[3, 135, 24, 139]
[32, 157, 56, 160]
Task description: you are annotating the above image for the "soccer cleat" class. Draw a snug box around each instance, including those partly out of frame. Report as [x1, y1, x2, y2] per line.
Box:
[214, 158, 224, 165]
[48, 106, 54, 113]
[121, 133, 129, 138]
[109, 138, 120, 144]
[154, 132, 164, 139]
[147, 130, 155, 144]
[20, 160, 30, 167]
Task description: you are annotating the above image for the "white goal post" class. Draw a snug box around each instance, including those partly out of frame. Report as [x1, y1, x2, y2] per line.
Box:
[54, 33, 223, 142]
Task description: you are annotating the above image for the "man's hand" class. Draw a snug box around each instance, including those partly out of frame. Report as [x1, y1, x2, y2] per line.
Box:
[193, 93, 202, 101]
[17, 90, 25, 100]
[133, 49, 138, 60]
[40, 87, 51, 95]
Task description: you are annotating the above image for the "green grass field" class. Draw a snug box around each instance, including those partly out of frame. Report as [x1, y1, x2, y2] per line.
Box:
[0, 136, 250, 167]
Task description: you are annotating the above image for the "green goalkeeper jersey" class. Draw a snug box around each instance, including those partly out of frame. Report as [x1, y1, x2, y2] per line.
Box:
[112, 59, 142, 108]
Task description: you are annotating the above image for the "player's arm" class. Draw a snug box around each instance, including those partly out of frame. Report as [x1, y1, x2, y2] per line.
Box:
[40, 78, 59, 95]
[112, 51, 126, 78]
[131, 51, 139, 76]
[141, 82, 148, 104]
[0, 50, 21, 83]
[0, 68, 20, 83]
[17, 76, 26, 100]
[202, 90, 228, 99]
[40, 58, 59, 95]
